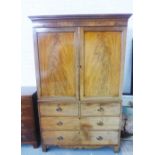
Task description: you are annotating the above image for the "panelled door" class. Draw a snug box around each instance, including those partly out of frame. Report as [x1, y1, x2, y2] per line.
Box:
[35, 27, 125, 102]
[80, 27, 125, 101]
[36, 28, 79, 101]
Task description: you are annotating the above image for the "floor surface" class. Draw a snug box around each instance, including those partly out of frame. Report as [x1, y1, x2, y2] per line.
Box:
[21, 140, 132, 155]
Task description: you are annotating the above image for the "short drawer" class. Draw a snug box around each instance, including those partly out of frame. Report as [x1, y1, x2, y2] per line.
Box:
[80, 131, 119, 145]
[39, 103, 78, 116]
[81, 103, 120, 116]
[80, 117, 120, 130]
[41, 117, 79, 130]
[21, 118, 34, 130]
[42, 131, 80, 145]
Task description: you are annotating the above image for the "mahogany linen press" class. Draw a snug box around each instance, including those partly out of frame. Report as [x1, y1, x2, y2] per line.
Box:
[29, 14, 131, 152]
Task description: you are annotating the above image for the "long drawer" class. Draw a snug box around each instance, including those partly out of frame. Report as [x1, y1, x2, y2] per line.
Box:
[81, 103, 121, 116]
[42, 131, 119, 145]
[42, 131, 80, 145]
[41, 117, 79, 130]
[40, 116, 120, 130]
[39, 103, 78, 116]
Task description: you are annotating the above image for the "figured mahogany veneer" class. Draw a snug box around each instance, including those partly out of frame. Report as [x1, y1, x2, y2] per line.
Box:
[39, 102, 78, 116]
[40, 116, 120, 130]
[38, 32, 77, 97]
[84, 31, 121, 97]
[29, 14, 131, 152]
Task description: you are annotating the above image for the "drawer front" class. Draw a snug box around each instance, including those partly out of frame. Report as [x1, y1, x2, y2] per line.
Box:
[41, 117, 79, 130]
[80, 117, 120, 130]
[39, 103, 78, 116]
[21, 118, 34, 130]
[80, 131, 119, 145]
[40, 116, 120, 131]
[42, 131, 80, 145]
[42, 131, 119, 145]
[81, 103, 120, 116]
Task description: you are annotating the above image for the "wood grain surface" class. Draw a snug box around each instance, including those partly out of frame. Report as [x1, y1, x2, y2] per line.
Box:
[21, 87, 39, 148]
[83, 31, 121, 97]
[80, 117, 120, 130]
[38, 31, 76, 97]
[80, 131, 119, 145]
[42, 131, 80, 145]
[81, 103, 121, 116]
[40, 116, 120, 130]
[29, 14, 131, 152]
[42, 130, 118, 145]
[21, 103, 33, 119]
[41, 117, 79, 130]
[39, 103, 78, 116]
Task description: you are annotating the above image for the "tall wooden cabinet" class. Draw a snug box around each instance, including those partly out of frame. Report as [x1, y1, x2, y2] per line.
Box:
[30, 14, 131, 152]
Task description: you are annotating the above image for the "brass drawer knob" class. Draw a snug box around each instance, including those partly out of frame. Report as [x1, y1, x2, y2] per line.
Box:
[57, 121, 63, 126]
[97, 107, 104, 112]
[97, 121, 104, 126]
[57, 136, 63, 140]
[56, 107, 62, 112]
[96, 136, 103, 141]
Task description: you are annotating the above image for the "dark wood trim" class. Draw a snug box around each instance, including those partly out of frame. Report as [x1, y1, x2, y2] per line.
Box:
[29, 14, 132, 21]
[29, 14, 132, 28]
[32, 92, 41, 146]
[35, 27, 77, 33]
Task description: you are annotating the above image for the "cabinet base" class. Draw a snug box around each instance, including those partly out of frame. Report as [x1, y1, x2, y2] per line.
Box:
[42, 144, 120, 152]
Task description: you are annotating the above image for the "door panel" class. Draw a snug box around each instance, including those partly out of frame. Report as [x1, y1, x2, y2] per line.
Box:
[80, 28, 122, 100]
[37, 28, 78, 98]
